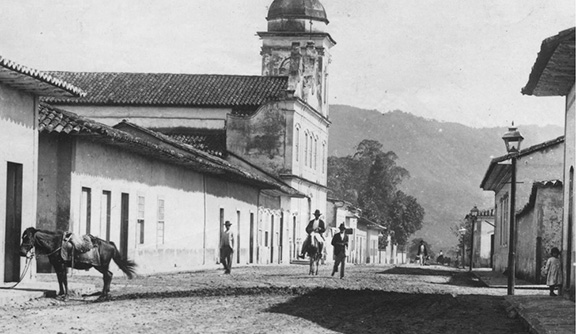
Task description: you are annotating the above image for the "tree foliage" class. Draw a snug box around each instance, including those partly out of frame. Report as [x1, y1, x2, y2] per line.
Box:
[327, 139, 424, 247]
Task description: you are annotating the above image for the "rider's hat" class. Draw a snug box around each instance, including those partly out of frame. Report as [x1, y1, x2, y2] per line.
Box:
[224, 221, 232, 226]
[339, 223, 346, 231]
[314, 209, 321, 216]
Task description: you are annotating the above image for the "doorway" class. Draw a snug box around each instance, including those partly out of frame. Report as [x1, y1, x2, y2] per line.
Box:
[4, 162, 22, 282]
[120, 193, 129, 260]
[249, 213, 254, 264]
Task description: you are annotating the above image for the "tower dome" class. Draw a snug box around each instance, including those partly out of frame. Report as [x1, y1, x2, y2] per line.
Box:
[267, 0, 328, 24]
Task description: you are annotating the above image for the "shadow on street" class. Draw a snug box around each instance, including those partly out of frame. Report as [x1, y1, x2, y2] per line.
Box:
[379, 266, 487, 287]
[266, 289, 521, 334]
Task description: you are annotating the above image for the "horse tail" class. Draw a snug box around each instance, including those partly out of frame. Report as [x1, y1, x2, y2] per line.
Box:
[109, 241, 137, 279]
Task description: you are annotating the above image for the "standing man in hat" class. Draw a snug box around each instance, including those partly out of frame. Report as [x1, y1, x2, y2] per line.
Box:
[298, 209, 326, 259]
[331, 223, 349, 279]
[220, 221, 234, 274]
[417, 240, 428, 266]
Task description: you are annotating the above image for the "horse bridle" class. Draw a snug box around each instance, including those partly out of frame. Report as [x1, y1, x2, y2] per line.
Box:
[22, 230, 61, 258]
[21, 231, 36, 259]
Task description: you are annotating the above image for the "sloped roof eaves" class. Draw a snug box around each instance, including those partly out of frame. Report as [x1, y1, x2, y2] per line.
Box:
[39, 103, 244, 176]
[522, 27, 575, 96]
[225, 151, 306, 197]
[112, 121, 285, 190]
[42, 72, 288, 107]
[517, 180, 563, 217]
[0, 57, 85, 97]
[479, 136, 565, 189]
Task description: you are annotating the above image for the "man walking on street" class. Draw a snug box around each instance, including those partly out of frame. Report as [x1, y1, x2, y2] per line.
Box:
[417, 240, 428, 266]
[331, 223, 349, 279]
[298, 209, 326, 259]
[220, 221, 234, 274]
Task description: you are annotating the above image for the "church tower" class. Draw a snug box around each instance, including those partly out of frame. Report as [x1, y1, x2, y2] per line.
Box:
[258, 0, 336, 118]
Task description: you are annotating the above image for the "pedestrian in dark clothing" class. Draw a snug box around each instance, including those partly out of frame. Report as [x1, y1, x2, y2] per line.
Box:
[331, 223, 348, 279]
[220, 221, 234, 274]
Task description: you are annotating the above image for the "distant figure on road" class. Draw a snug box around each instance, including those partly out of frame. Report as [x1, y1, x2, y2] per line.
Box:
[542, 247, 562, 296]
[331, 223, 349, 279]
[220, 221, 234, 274]
[417, 241, 428, 266]
[436, 250, 444, 265]
[298, 209, 326, 259]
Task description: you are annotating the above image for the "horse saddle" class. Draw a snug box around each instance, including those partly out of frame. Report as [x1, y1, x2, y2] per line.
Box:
[61, 232, 101, 266]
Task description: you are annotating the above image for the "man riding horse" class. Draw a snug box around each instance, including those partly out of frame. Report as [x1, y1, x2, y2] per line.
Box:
[298, 209, 326, 259]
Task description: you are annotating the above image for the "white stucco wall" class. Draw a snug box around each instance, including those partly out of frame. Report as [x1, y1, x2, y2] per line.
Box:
[0, 84, 38, 282]
[66, 139, 262, 275]
[493, 142, 564, 273]
[563, 83, 575, 294]
[56, 105, 229, 129]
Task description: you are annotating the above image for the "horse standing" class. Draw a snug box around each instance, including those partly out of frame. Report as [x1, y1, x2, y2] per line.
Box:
[307, 232, 323, 275]
[19, 227, 137, 301]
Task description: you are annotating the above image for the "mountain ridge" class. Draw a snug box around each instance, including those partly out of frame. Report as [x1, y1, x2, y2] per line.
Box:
[328, 104, 564, 253]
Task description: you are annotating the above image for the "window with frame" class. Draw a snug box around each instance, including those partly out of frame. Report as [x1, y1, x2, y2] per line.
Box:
[499, 195, 509, 246]
[101, 191, 111, 241]
[80, 187, 92, 234]
[157, 198, 165, 245]
[137, 196, 145, 244]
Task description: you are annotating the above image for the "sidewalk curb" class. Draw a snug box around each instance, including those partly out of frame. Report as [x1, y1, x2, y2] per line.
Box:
[503, 298, 545, 334]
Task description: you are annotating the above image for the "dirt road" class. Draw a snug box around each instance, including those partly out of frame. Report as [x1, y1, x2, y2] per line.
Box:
[0, 264, 543, 333]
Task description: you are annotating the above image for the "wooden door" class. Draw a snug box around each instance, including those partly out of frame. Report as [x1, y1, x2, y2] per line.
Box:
[4, 163, 22, 282]
[120, 193, 129, 260]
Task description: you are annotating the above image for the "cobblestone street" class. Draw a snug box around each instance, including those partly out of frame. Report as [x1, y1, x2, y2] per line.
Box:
[0, 263, 551, 333]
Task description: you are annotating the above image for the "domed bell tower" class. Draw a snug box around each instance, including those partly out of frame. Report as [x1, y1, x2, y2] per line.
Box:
[258, 0, 336, 117]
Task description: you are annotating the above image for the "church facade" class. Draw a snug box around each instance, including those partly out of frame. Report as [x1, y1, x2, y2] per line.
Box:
[42, 0, 336, 267]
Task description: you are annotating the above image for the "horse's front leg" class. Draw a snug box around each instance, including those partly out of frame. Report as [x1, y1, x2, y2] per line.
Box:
[55, 268, 68, 300]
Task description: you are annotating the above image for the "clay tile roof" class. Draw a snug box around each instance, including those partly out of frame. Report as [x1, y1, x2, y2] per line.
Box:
[0, 56, 85, 97]
[518, 180, 563, 217]
[522, 27, 575, 96]
[38, 103, 299, 193]
[41, 72, 288, 107]
[480, 136, 565, 190]
[153, 129, 227, 157]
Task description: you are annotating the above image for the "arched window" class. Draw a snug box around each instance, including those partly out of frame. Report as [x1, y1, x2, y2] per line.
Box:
[314, 137, 318, 170]
[304, 132, 308, 166]
[322, 141, 326, 173]
[295, 126, 300, 162]
[309, 134, 313, 168]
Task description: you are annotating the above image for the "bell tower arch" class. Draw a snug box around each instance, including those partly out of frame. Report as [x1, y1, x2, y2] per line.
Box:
[258, 0, 336, 117]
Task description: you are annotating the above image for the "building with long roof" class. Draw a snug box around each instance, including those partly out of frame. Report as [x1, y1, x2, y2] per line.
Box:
[42, 0, 336, 266]
[0, 56, 84, 283]
[521, 27, 575, 298]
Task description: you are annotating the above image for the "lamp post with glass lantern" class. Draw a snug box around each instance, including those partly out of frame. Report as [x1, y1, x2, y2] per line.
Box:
[502, 123, 524, 296]
[468, 206, 479, 271]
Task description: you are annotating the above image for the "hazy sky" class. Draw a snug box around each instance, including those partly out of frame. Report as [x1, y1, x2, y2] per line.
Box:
[1, 0, 573, 128]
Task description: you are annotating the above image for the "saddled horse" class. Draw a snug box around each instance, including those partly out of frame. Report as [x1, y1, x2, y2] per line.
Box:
[19, 227, 137, 301]
[307, 232, 324, 275]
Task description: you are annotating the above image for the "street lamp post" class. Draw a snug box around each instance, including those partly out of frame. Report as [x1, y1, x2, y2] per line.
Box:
[468, 206, 479, 272]
[458, 227, 467, 269]
[502, 123, 524, 296]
